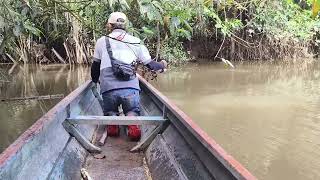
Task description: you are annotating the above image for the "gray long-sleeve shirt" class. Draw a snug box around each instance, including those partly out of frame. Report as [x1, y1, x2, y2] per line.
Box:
[93, 29, 152, 94]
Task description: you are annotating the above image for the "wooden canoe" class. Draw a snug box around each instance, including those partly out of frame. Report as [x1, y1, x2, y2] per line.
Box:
[0, 76, 256, 180]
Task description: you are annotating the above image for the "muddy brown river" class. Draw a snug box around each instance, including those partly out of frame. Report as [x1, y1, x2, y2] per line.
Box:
[1, 61, 320, 180]
[0, 64, 89, 152]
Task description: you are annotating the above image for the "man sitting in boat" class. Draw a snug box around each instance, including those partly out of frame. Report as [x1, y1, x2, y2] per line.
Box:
[91, 12, 167, 141]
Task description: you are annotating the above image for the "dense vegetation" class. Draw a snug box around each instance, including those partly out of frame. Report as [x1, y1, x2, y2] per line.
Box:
[0, 0, 320, 64]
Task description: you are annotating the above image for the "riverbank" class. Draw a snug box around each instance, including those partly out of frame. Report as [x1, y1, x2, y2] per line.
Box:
[1, 1, 319, 65]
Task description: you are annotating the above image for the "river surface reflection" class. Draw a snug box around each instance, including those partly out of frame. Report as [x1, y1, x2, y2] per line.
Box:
[153, 61, 320, 180]
[1, 61, 320, 180]
[0, 64, 89, 152]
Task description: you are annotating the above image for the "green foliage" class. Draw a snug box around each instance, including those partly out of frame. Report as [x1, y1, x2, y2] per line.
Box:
[161, 0, 193, 38]
[159, 39, 188, 65]
[138, 0, 163, 21]
[312, 0, 320, 17]
[253, 0, 318, 42]
[1, 0, 320, 63]
[203, 6, 243, 37]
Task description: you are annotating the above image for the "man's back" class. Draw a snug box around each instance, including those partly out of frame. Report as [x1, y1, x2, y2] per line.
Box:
[93, 29, 151, 93]
[95, 29, 151, 70]
[90, 11, 167, 140]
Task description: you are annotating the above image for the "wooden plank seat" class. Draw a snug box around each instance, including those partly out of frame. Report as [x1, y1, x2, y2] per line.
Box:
[66, 115, 166, 125]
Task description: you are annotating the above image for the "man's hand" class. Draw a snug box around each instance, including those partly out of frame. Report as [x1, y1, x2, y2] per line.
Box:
[91, 82, 103, 102]
[160, 60, 168, 69]
[159, 60, 168, 73]
[146, 59, 168, 73]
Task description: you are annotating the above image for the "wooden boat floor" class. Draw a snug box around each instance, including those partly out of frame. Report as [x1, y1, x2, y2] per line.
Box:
[83, 127, 150, 180]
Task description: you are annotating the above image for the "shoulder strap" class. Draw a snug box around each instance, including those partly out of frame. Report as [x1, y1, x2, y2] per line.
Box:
[105, 36, 138, 64]
[106, 35, 141, 45]
[105, 37, 115, 62]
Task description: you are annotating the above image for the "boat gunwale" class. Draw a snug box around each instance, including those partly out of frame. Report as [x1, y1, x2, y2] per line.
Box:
[0, 81, 91, 166]
[138, 75, 256, 180]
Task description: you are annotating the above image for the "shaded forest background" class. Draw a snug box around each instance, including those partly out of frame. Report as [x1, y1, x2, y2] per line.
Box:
[0, 0, 320, 65]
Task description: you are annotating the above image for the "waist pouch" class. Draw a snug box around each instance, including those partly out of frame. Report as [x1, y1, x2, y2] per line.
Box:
[111, 59, 136, 81]
[106, 37, 136, 81]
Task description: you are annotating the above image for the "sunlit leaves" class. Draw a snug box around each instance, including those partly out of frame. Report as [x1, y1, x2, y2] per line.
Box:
[312, 0, 320, 17]
[253, 0, 317, 42]
[183, 20, 193, 33]
[161, 0, 194, 40]
[13, 25, 22, 37]
[177, 28, 191, 40]
[152, 1, 163, 13]
[142, 26, 154, 35]
[119, 0, 130, 10]
[204, 0, 212, 7]
[138, 0, 162, 21]
[0, 17, 5, 30]
[23, 20, 42, 37]
[107, 0, 115, 10]
[4, 3, 21, 19]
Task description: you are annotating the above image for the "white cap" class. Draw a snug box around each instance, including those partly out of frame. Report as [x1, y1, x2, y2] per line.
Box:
[107, 12, 127, 25]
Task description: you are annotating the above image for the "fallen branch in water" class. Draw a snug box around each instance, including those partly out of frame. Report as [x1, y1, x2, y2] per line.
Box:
[52, 48, 66, 64]
[5, 53, 17, 64]
[0, 80, 10, 83]
[0, 94, 64, 101]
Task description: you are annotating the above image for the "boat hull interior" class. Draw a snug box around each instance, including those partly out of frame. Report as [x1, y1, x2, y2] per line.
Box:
[0, 78, 255, 180]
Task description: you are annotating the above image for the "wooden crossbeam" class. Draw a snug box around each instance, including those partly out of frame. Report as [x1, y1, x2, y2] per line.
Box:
[62, 121, 101, 153]
[130, 120, 170, 152]
[67, 116, 166, 125]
